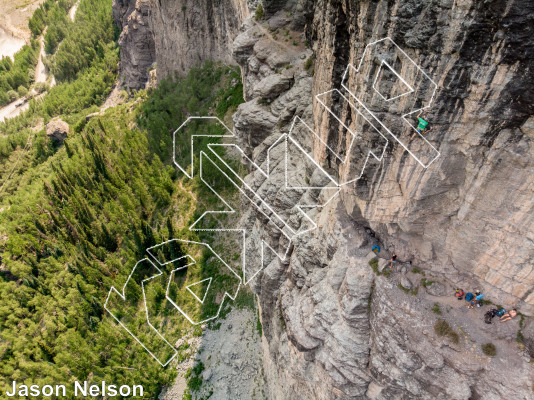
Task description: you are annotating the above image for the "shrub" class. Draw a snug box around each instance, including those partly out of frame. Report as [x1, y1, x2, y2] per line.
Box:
[431, 302, 442, 315]
[481, 343, 496, 356]
[7, 90, 18, 102]
[34, 82, 49, 93]
[187, 362, 205, 392]
[254, 3, 264, 20]
[369, 258, 379, 274]
[420, 277, 435, 288]
[412, 267, 422, 274]
[398, 283, 410, 294]
[17, 85, 28, 97]
[434, 319, 459, 344]
[304, 55, 313, 70]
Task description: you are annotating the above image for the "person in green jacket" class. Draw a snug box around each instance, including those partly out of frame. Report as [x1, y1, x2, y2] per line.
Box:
[411, 111, 432, 139]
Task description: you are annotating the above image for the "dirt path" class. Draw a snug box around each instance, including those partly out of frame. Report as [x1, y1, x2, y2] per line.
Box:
[69, 0, 80, 21]
[34, 34, 48, 84]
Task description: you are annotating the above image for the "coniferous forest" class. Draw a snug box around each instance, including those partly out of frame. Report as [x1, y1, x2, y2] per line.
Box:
[0, 0, 246, 397]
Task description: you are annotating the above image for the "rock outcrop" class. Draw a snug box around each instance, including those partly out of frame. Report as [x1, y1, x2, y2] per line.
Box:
[113, 0, 250, 89]
[46, 119, 69, 142]
[229, 1, 533, 398]
[112, 0, 156, 89]
[113, 0, 534, 398]
[308, 0, 534, 316]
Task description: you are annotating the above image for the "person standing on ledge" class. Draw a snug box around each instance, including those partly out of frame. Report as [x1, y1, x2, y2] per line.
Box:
[411, 110, 432, 139]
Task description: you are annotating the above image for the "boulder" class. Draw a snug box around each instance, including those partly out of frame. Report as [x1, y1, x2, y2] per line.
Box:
[378, 258, 388, 272]
[400, 277, 413, 290]
[46, 120, 69, 143]
[252, 74, 291, 100]
[202, 368, 213, 382]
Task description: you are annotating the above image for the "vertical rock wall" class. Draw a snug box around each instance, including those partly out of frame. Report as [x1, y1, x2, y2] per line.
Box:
[113, 0, 250, 89]
[307, 0, 534, 314]
[113, 0, 156, 89]
[113, 0, 534, 398]
[230, 0, 533, 398]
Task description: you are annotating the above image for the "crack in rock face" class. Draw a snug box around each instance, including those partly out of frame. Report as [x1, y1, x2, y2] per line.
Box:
[113, 0, 534, 398]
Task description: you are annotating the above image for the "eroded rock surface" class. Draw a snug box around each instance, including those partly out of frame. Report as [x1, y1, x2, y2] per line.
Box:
[114, 0, 534, 398]
[45, 119, 69, 142]
[113, 0, 250, 89]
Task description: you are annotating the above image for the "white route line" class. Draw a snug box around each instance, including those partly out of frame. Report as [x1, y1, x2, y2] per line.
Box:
[106, 37, 440, 366]
[148, 238, 242, 325]
[185, 277, 212, 304]
[104, 258, 178, 367]
[372, 60, 414, 102]
[341, 37, 440, 168]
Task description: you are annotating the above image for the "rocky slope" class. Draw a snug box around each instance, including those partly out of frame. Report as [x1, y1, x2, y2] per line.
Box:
[113, 0, 534, 398]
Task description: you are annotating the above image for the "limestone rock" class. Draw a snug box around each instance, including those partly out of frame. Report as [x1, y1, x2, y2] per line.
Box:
[426, 281, 447, 296]
[112, 0, 155, 89]
[400, 277, 413, 290]
[113, 0, 249, 89]
[46, 120, 69, 142]
[378, 258, 388, 273]
[252, 74, 291, 100]
[114, 0, 534, 398]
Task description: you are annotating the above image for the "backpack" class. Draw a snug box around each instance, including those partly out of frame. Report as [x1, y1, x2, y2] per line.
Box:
[484, 311, 493, 324]
[455, 289, 464, 300]
[465, 292, 474, 302]
[496, 308, 506, 317]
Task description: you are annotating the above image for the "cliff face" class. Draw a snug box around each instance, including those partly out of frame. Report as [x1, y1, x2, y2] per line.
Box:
[113, 0, 534, 398]
[230, 0, 534, 398]
[308, 0, 534, 315]
[113, 0, 156, 89]
[112, 0, 250, 89]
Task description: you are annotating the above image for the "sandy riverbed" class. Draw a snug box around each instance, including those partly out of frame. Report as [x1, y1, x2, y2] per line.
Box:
[0, 25, 25, 60]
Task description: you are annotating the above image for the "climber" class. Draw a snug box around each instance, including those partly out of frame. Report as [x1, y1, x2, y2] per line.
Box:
[411, 111, 432, 140]
[455, 288, 464, 300]
[500, 309, 518, 322]
[388, 253, 397, 268]
[474, 290, 484, 307]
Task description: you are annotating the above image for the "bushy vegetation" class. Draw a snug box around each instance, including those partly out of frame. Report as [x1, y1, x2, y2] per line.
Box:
[46, 0, 117, 81]
[303, 55, 313, 70]
[434, 319, 459, 344]
[481, 342, 497, 356]
[254, 4, 265, 21]
[1, 35, 245, 400]
[420, 277, 435, 288]
[0, 42, 40, 106]
[431, 302, 442, 315]
[0, 0, 249, 395]
[138, 62, 242, 163]
[29, 0, 75, 37]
